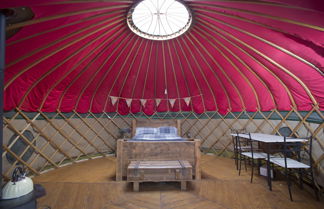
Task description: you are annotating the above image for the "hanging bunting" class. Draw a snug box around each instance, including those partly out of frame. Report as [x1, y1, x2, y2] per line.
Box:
[169, 99, 176, 108]
[140, 99, 147, 107]
[108, 94, 201, 108]
[126, 99, 132, 107]
[183, 97, 191, 106]
[110, 96, 118, 106]
[156, 99, 161, 107]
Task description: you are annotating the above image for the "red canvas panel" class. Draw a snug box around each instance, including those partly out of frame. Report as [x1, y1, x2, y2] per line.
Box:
[2, 0, 323, 114]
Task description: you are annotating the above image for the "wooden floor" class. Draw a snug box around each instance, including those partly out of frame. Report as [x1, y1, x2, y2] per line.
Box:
[33, 155, 323, 209]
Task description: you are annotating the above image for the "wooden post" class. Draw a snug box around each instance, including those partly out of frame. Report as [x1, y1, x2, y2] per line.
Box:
[177, 120, 181, 136]
[194, 139, 201, 180]
[0, 13, 5, 197]
[116, 139, 124, 181]
[132, 119, 136, 137]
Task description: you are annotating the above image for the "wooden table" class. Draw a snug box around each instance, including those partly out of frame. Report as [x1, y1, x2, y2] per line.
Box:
[127, 160, 193, 191]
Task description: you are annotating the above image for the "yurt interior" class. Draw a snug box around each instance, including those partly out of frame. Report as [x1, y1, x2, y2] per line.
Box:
[0, 0, 324, 208]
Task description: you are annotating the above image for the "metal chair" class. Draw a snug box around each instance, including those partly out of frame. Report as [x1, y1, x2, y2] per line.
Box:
[231, 128, 248, 171]
[269, 136, 319, 201]
[239, 133, 268, 183]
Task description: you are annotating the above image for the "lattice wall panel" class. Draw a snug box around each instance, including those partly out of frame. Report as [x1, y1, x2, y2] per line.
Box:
[3, 111, 117, 180]
[2, 108, 323, 184]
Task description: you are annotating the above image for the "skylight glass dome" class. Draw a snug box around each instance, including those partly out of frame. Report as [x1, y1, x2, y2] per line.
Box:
[127, 0, 192, 40]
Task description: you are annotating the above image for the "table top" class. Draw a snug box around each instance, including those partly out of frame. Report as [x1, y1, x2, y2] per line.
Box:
[230, 133, 307, 143]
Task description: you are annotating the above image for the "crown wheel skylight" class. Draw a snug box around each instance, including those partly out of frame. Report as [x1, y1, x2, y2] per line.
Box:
[127, 0, 192, 40]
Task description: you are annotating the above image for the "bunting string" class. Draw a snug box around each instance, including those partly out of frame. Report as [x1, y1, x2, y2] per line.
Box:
[108, 94, 202, 107]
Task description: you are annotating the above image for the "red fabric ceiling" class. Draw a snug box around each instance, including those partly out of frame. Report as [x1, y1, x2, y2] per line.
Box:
[1, 0, 324, 115]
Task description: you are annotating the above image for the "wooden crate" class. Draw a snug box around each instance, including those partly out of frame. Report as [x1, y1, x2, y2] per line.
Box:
[127, 160, 193, 191]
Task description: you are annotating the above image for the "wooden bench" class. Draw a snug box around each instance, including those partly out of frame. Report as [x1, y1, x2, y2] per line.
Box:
[127, 160, 193, 192]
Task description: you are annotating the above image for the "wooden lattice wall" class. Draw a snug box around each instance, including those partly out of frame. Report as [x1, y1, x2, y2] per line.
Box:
[2, 107, 323, 184]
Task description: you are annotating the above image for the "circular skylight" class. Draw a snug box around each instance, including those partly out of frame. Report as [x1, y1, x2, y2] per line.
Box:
[127, 0, 192, 40]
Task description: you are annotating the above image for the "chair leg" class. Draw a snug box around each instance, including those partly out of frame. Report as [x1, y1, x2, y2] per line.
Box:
[257, 159, 261, 175]
[310, 168, 320, 201]
[235, 149, 238, 170]
[285, 168, 293, 201]
[268, 157, 272, 191]
[250, 158, 254, 183]
[233, 139, 238, 170]
[298, 168, 303, 189]
[239, 154, 242, 176]
[244, 156, 247, 171]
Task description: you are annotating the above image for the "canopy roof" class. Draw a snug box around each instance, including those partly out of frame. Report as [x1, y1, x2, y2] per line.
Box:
[2, 0, 324, 115]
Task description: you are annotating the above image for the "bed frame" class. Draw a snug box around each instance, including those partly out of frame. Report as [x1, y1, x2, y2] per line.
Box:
[116, 119, 201, 181]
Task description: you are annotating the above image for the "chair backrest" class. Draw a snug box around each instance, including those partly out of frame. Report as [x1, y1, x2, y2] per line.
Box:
[277, 127, 298, 137]
[300, 136, 313, 166]
[231, 128, 247, 150]
[283, 136, 313, 166]
[230, 128, 246, 134]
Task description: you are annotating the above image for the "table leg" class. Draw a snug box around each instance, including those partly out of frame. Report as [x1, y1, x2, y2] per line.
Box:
[133, 182, 139, 192]
[235, 136, 238, 170]
[267, 150, 272, 191]
[181, 181, 187, 191]
[257, 159, 261, 175]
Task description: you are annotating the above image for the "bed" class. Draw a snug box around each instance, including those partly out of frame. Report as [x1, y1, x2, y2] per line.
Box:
[115, 119, 201, 181]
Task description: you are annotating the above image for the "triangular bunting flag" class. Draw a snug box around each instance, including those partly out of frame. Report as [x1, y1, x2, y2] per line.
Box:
[126, 99, 132, 107]
[169, 99, 176, 108]
[110, 96, 118, 106]
[156, 99, 161, 107]
[140, 99, 147, 107]
[184, 97, 191, 106]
